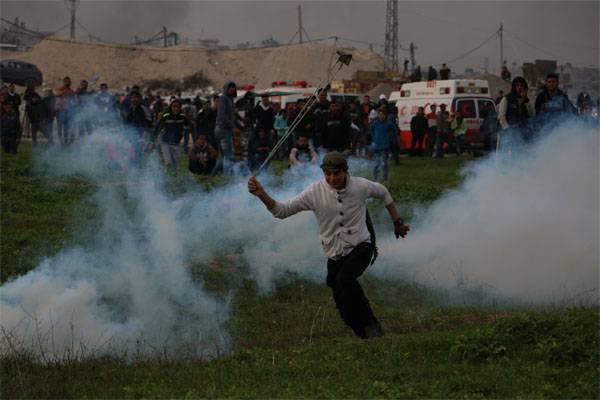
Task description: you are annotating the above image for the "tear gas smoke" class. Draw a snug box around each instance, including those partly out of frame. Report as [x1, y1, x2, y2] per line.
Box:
[1, 105, 597, 361]
[376, 120, 599, 305]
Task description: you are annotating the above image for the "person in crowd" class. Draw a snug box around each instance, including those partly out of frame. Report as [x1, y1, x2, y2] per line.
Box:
[41, 89, 56, 144]
[580, 101, 598, 129]
[498, 76, 536, 142]
[450, 112, 468, 155]
[196, 98, 218, 148]
[289, 133, 318, 168]
[215, 81, 238, 175]
[249, 124, 273, 171]
[253, 94, 275, 135]
[479, 101, 498, 151]
[232, 125, 251, 175]
[120, 85, 141, 118]
[576, 88, 592, 115]
[435, 103, 450, 158]
[289, 98, 315, 147]
[410, 106, 428, 156]
[501, 64, 512, 82]
[360, 95, 374, 153]
[154, 99, 190, 169]
[1, 102, 22, 154]
[95, 83, 116, 127]
[125, 91, 153, 160]
[427, 65, 438, 81]
[535, 73, 577, 125]
[273, 106, 289, 158]
[23, 81, 37, 105]
[5, 83, 21, 117]
[495, 90, 504, 106]
[312, 88, 331, 149]
[379, 98, 400, 165]
[248, 151, 410, 339]
[425, 104, 438, 156]
[25, 92, 44, 146]
[182, 101, 198, 154]
[346, 101, 364, 156]
[322, 100, 351, 152]
[151, 94, 167, 124]
[55, 76, 75, 145]
[0, 85, 8, 111]
[188, 134, 218, 175]
[411, 65, 423, 82]
[439, 63, 451, 80]
[76, 79, 94, 138]
[370, 107, 396, 181]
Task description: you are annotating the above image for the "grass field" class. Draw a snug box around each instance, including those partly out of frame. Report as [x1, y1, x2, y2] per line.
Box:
[1, 143, 598, 399]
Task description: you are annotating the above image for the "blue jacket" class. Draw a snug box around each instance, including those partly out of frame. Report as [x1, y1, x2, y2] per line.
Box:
[535, 89, 576, 119]
[370, 118, 396, 151]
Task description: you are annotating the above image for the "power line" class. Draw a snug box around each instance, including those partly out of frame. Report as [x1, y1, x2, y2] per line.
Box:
[399, 9, 491, 34]
[0, 17, 71, 38]
[74, 18, 104, 42]
[443, 28, 500, 65]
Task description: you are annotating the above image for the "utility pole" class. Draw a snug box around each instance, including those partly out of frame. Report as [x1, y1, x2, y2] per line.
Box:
[384, 0, 399, 72]
[409, 42, 416, 72]
[499, 23, 504, 74]
[66, 0, 79, 40]
[298, 5, 303, 44]
[163, 26, 167, 47]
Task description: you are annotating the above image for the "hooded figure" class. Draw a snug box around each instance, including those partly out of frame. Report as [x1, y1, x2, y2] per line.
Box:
[216, 81, 237, 132]
[214, 81, 238, 175]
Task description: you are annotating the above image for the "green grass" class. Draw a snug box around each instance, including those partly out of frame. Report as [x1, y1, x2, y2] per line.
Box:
[1, 143, 598, 399]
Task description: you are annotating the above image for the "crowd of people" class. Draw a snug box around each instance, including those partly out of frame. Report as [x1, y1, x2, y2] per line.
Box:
[1, 72, 597, 176]
[0, 78, 406, 180]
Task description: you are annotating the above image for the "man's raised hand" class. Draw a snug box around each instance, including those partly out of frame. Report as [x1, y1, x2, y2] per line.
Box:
[248, 176, 263, 196]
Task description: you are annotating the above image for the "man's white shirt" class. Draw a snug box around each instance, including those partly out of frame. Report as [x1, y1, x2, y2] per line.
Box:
[270, 175, 394, 259]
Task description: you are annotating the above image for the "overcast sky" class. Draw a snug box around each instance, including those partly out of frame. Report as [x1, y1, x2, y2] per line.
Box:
[2, 0, 598, 72]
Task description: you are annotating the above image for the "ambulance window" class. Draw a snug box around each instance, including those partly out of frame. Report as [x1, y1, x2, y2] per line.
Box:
[477, 99, 496, 118]
[456, 99, 476, 118]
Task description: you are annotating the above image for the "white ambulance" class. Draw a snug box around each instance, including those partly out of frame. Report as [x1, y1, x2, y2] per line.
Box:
[389, 79, 496, 151]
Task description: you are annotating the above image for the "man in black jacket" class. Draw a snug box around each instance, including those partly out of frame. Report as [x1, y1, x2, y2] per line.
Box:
[253, 94, 275, 134]
[125, 91, 153, 161]
[196, 99, 217, 148]
[410, 107, 428, 156]
[497, 76, 535, 142]
[322, 101, 351, 152]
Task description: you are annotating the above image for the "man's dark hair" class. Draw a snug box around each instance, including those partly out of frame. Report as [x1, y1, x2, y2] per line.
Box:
[546, 73, 559, 81]
[100, 83, 108, 88]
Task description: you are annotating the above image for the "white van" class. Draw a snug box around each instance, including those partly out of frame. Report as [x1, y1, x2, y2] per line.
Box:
[389, 80, 496, 151]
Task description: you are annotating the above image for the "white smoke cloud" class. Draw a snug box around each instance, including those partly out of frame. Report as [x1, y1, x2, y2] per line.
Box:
[376, 120, 599, 305]
[1, 112, 597, 361]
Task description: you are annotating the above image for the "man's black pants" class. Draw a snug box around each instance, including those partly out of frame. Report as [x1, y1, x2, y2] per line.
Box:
[326, 242, 381, 339]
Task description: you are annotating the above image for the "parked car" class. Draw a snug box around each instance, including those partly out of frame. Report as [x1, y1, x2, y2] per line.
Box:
[0, 59, 43, 87]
